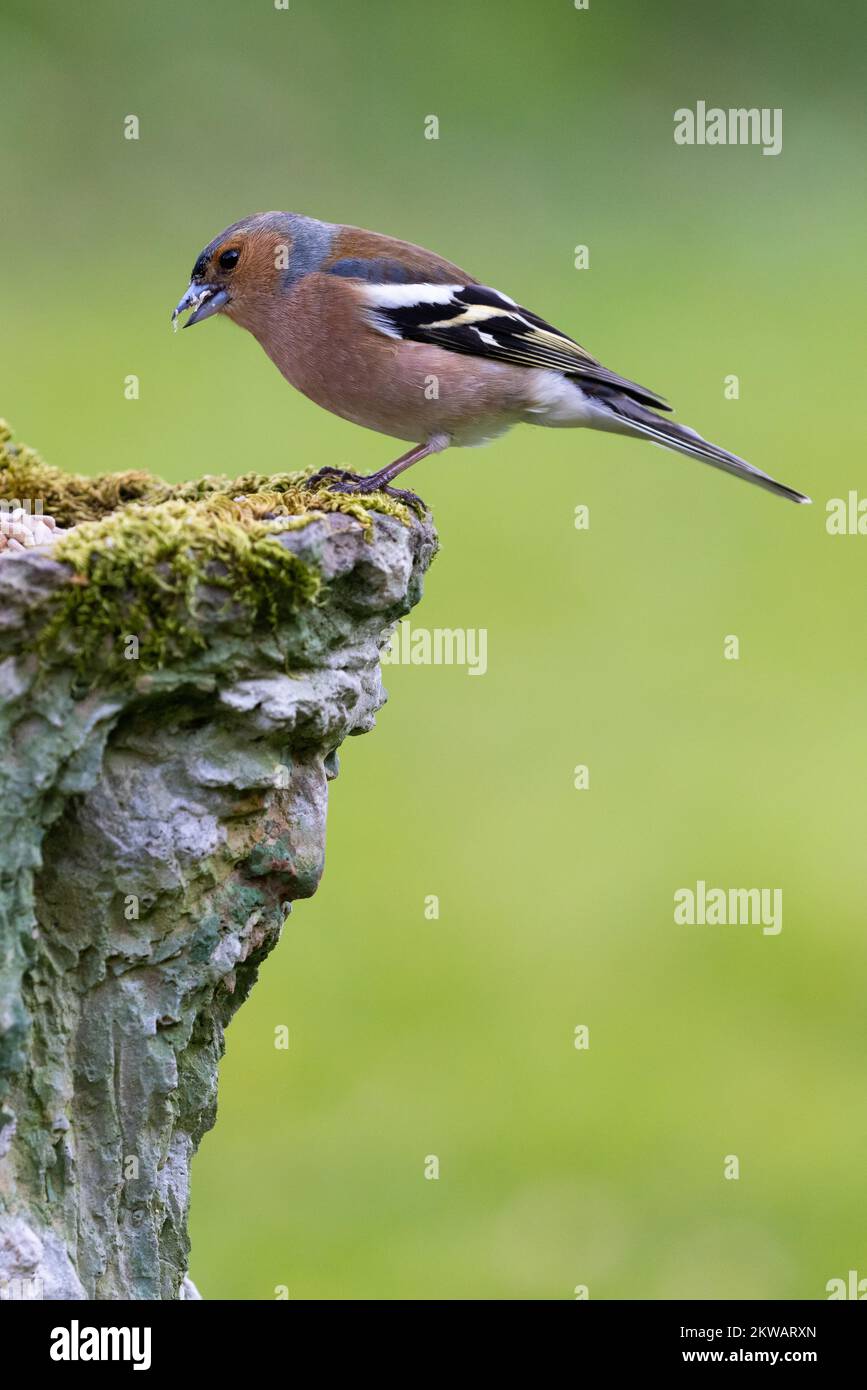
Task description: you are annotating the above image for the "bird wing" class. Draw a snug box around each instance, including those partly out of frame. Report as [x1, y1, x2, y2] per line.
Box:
[358, 281, 671, 411]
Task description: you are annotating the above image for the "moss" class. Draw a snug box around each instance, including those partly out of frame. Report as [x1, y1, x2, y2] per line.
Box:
[0, 420, 163, 526]
[0, 420, 422, 685]
[0, 419, 418, 529]
[40, 496, 322, 680]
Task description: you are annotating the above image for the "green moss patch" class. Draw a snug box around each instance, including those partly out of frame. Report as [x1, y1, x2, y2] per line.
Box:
[41, 496, 322, 680]
[0, 420, 419, 685]
[0, 419, 417, 530]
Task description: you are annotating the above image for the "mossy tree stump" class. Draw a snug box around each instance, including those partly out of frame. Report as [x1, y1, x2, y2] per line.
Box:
[0, 424, 436, 1299]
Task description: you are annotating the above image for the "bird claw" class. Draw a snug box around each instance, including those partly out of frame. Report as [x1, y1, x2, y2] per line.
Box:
[305, 466, 361, 488]
[374, 484, 428, 510]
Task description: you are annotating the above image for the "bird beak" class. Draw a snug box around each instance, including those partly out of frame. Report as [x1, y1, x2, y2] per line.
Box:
[172, 283, 230, 330]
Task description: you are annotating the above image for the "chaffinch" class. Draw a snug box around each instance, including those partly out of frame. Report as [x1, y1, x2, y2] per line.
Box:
[173, 212, 810, 505]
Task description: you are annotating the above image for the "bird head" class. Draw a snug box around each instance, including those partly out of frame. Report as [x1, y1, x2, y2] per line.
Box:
[172, 212, 303, 332]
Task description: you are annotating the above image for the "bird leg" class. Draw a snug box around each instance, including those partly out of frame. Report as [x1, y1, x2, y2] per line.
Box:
[306, 436, 449, 509]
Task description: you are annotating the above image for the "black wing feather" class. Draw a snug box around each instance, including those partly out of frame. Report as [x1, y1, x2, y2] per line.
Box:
[369, 285, 671, 411]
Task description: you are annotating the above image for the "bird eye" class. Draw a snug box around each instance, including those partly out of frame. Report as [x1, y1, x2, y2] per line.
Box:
[219, 249, 240, 270]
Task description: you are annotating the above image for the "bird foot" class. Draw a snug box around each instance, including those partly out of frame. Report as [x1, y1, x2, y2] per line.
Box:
[305, 467, 427, 512]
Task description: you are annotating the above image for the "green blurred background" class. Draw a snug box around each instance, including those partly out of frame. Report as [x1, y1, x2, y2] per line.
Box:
[2, 0, 865, 1299]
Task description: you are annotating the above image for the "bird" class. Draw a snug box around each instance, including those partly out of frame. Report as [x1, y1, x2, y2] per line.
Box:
[172, 212, 810, 507]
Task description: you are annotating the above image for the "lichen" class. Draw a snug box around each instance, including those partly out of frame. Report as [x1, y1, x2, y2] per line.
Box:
[0, 420, 423, 685]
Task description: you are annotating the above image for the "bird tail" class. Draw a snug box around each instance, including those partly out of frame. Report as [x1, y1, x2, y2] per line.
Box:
[597, 394, 811, 505]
